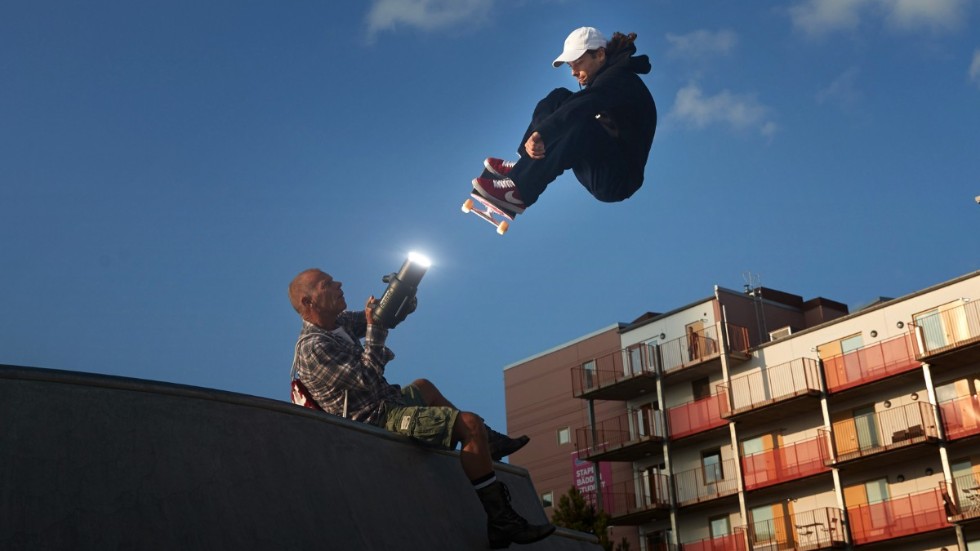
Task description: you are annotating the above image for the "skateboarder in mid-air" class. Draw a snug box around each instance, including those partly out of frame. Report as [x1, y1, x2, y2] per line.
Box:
[472, 27, 657, 218]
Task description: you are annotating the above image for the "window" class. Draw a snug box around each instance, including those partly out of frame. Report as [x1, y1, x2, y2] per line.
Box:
[709, 514, 730, 537]
[557, 427, 571, 445]
[702, 448, 723, 483]
[541, 491, 554, 508]
[692, 377, 711, 401]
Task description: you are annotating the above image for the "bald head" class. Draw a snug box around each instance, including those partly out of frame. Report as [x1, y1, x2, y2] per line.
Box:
[288, 269, 323, 315]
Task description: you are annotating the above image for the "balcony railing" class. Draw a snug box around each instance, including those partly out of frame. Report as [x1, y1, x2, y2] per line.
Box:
[822, 401, 940, 465]
[660, 323, 751, 377]
[847, 488, 949, 544]
[575, 408, 666, 462]
[605, 473, 671, 525]
[940, 470, 980, 522]
[667, 391, 729, 440]
[680, 532, 747, 551]
[723, 358, 822, 417]
[910, 299, 980, 365]
[822, 334, 921, 393]
[741, 434, 832, 491]
[939, 394, 980, 441]
[571, 345, 658, 401]
[741, 508, 845, 551]
[674, 458, 738, 507]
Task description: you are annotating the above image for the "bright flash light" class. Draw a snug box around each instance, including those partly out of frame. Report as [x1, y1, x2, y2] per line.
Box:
[407, 251, 432, 268]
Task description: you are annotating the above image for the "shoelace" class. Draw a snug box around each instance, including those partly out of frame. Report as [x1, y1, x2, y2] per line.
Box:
[492, 178, 516, 190]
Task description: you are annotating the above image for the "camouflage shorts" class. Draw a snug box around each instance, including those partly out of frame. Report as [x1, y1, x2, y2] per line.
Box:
[381, 385, 459, 450]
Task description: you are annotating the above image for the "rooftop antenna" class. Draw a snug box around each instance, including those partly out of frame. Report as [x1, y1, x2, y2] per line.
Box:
[743, 271, 768, 343]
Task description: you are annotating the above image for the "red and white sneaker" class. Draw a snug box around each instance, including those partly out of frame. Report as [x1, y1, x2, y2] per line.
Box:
[472, 177, 526, 214]
[481, 157, 515, 180]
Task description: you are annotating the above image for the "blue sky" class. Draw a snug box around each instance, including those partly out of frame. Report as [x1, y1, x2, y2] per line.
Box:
[2, 0, 978, 432]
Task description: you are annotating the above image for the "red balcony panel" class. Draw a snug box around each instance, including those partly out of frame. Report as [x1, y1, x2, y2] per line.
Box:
[823, 334, 921, 393]
[939, 395, 980, 441]
[726, 358, 821, 415]
[680, 533, 747, 551]
[741, 435, 831, 491]
[668, 392, 729, 440]
[847, 488, 949, 545]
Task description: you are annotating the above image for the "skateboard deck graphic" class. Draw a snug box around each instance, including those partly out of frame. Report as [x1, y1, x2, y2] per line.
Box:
[462, 193, 513, 235]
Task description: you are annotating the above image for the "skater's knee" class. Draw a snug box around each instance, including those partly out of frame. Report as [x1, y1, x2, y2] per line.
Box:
[455, 411, 488, 443]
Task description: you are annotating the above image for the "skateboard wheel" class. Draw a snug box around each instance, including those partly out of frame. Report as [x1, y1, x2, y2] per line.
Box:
[462, 199, 474, 213]
[497, 221, 509, 235]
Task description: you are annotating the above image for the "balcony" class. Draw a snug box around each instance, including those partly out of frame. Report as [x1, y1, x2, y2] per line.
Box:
[660, 323, 751, 382]
[910, 299, 980, 367]
[722, 358, 822, 421]
[741, 508, 846, 551]
[571, 345, 658, 401]
[940, 471, 980, 523]
[847, 488, 950, 545]
[667, 391, 729, 441]
[606, 473, 671, 526]
[821, 401, 940, 465]
[680, 532, 747, 551]
[939, 394, 980, 441]
[822, 334, 921, 394]
[741, 434, 832, 491]
[674, 458, 739, 507]
[575, 408, 666, 462]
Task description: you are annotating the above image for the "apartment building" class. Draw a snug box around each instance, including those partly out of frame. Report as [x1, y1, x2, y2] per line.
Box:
[506, 270, 980, 550]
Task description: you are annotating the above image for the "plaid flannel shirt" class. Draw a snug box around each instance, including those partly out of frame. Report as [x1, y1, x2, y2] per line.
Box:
[291, 312, 401, 425]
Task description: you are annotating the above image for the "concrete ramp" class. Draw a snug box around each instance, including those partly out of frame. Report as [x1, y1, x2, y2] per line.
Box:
[0, 364, 600, 550]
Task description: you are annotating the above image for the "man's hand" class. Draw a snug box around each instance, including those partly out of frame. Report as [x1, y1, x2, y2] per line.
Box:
[525, 131, 546, 159]
[364, 296, 378, 326]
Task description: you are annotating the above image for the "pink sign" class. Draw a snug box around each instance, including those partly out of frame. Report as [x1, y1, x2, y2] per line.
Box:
[572, 451, 613, 511]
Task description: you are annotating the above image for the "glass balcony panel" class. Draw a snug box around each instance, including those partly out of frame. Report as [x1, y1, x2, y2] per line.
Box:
[847, 488, 949, 544]
[822, 334, 920, 393]
[939, 394, 980, 440]
[668, 392, 729, 440]
[741, 435, 831, 490]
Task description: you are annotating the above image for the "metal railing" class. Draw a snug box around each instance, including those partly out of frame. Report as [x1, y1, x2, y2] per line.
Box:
[574, 408, 666, 459]
[605, 472, 671, 521]
[822, 401, 939, 464]
[674, 458, 739, 507]
[722, 358, 821, 415]
[680, 531, 748, 551]
[940, 471, 980, 522]
[909, 299, 980, 359]
[570, 344, 656, 397]
[740, 508, 845, 551]
[660, 323, 751, 376]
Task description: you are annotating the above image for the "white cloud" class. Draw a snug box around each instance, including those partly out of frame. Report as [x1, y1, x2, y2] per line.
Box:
[789, 0, 864, 36]
[789, 0, 968, 36]
[666, 30, 738, 60]
[670, 84, 777, 137]
[816, 67, 862, 106]
[365, 0, 492, 41]
[970, 49, 980, 88]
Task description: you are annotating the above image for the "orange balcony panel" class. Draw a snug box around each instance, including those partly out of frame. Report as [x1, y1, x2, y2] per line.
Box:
[741, 435, 832, 491]
[847, 488, 949, 545]
[668, 392, 729, 440]
[823, 334, 921, 394]
[939, 395, 980, 441]
[680, 533, 747, 551]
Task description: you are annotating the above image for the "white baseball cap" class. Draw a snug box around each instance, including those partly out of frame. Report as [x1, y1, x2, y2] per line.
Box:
[552, 27, 608, 68]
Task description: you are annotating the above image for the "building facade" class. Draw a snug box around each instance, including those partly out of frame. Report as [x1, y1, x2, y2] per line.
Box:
[506, 271, 980, 550]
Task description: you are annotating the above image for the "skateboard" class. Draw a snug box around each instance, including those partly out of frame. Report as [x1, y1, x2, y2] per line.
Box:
[462, 193, 513, 235]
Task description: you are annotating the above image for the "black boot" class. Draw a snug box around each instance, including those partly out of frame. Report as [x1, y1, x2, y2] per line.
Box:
[486, 426, 530, 461]
[476, 481, 555, 549]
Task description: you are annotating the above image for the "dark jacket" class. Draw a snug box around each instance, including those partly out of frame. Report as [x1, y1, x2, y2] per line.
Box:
[533, 42, 657, 186]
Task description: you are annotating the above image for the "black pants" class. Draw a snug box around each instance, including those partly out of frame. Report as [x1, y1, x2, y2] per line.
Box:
[509, 88, 636, 208]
